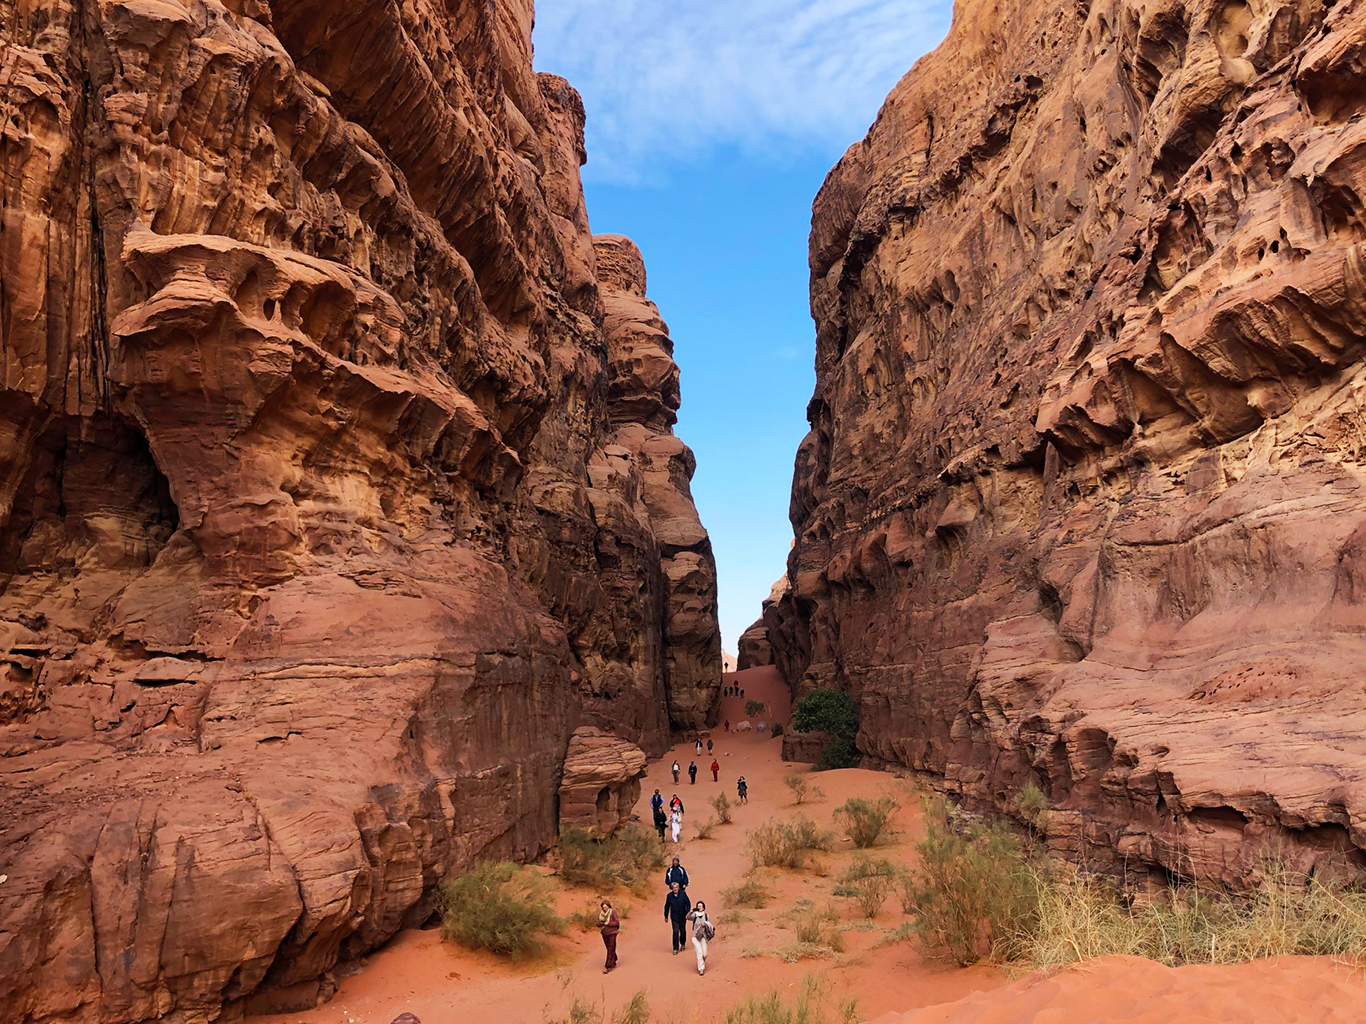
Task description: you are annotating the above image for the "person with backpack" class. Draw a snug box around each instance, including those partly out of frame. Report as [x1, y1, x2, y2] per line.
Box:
[687, 900, 715, 974]
[688, 760, 698, 785]
[664, 881, 691, 954]
[710, 758, 720, 782]
[736, 776, 748, 804]
[599, 899, 620, 973]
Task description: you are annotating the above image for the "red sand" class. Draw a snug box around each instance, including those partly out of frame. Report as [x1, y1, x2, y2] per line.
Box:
[250, 667, 1366, 1023]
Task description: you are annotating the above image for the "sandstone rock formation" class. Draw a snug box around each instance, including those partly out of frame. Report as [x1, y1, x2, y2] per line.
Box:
[0, 3, 718, 1022]
[558, 726, 649, 835]
[772, 0, 1366, 886]
[738, 576, 788, 669]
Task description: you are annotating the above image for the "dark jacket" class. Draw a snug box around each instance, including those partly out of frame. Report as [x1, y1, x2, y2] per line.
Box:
[650, 793, 664, 813]
[664, 890, 692, 922]
[670, 797, 684, 814]
[665, 864, 689, 889]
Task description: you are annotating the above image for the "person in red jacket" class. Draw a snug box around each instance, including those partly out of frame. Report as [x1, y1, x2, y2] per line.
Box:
[710, 758, 720, 782]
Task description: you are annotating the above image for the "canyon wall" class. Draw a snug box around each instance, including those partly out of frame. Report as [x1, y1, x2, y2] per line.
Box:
[772, 0, 1366, 885]
[0, 2, 718, 1022]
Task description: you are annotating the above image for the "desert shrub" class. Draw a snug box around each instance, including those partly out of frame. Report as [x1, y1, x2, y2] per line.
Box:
[711, 791, 734, 824]
[725, 975, 857, 1024]
[835, 796, 899, 848]
[902, 799, 1040, 965]
[746, 699, 768, 718]
[747, 817, 835, 869]
[723, 879, 772, 908]
[695, 817, 717, 840]
[815, 733, 860, 770]
[546, 991, 652, 1024]
[771, 721, 784, 737]
[790, 903, 846, 953]
[437, 861, 563, 959]
[834, 856, 902, 919]
[784, 773, 824, 805]
[557, 824, 662, 892]
[1013, 781, 1049, 830]
[566, 900, 609, 932]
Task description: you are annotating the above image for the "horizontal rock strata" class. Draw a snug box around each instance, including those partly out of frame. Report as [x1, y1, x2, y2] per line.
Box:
[0, 2, 718, 1022]
[772, 0, 1366, 886]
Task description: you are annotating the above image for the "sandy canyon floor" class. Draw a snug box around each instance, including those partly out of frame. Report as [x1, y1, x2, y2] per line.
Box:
[252, 668, 1366, 1024]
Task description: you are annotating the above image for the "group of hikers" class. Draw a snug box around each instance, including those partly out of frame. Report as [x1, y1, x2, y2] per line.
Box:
[597, 854, 716, 976]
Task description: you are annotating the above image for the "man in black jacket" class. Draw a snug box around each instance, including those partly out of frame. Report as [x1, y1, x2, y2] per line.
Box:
[663, 881, 691, 954]
[665, 856, 689, 892]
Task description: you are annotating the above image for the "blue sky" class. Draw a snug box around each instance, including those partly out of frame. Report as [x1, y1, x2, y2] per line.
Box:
[533, 1, 954, 650]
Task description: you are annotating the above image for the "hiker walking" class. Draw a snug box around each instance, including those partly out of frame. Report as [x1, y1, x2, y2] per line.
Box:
[688, 760, 698, 784]
[653, 805, 667, 841]
[670, 806, 682, 843]
[694, 738, 703, 755]
[664, 882, 691, 954]
[707, 737, 714, 755]
[710, 758, 720, 782]
[687, 900, 714, 975]
[599, 899, 620, 973]
[736, 776, 748, 804]
[724, 719, 730, 732]
[665, 855, 689, 892]
[671, 760, 680, 783]
[650, 789, 664, 816]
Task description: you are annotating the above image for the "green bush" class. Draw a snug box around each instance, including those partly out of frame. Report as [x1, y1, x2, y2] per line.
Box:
[835, 796, 899, 848]
[772, 722, 784, 737]
[722, 879, 772, 908]
[711, 791, 734, 824]
[834, 856, 902, 919]
[747, 816, 835, 869]
[792, 689, 858, 736]
[557, 824, 662, 892]
[1013, 781, 1049, 830]
[746, 699, 768, 718]
[815, 733, 860, 770]
[437, 861, 564, 959]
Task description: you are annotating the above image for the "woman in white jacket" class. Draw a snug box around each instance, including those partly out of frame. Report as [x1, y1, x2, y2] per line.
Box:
[670, 807, 682, 843]
[686, 900, 714, 975]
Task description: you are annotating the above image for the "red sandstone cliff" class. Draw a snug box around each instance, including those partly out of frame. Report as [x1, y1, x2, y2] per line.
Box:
[0, 2, 719, 1021]
[772, 0, 1366, 885]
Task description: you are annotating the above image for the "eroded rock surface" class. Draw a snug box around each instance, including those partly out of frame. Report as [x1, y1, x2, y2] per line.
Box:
[0, 2, 717, 1022]
[772, 0, 1366, 886]
[558, 726, 649, 835]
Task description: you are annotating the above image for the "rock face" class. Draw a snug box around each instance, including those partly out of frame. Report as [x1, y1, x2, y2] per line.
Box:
[558, 726, 649, 835]
[738, 576, 788, 669]
[772, 0, 1366, 886]
[0, 3, 718, 1022]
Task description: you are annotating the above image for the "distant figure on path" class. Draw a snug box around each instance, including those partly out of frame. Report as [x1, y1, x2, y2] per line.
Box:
[665, 855, 689, 892]
[599, 899, 620, 973]
[695, 738, 704, 755]
[710, 759, 720, 782]
[687, 900, 714, 975]
[688, 760, 698, 785]
[672, 760, 681, 783]
[737, 776, 748, 804]
[670, 793, 684, 816]
[653, 806, 667, 841]
[724, 719, 730, 732]
[671, 807, 682, 842]
[707, 737, 714, 754]
[664, 882, 691, 954]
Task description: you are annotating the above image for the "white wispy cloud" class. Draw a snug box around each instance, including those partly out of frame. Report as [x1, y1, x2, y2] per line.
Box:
[532, 0, 954, 183]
